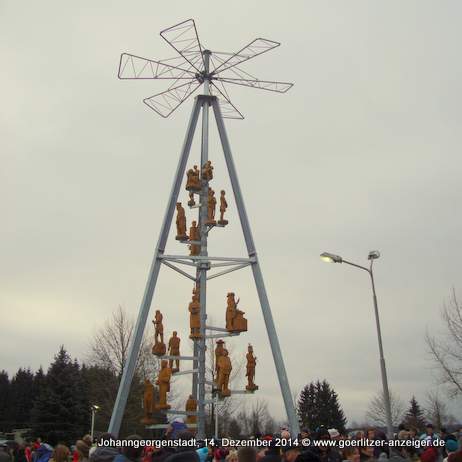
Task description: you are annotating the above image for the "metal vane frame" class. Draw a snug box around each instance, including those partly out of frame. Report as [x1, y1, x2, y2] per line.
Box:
[110, 19, 298, 439]
[118, 18, 293, 119]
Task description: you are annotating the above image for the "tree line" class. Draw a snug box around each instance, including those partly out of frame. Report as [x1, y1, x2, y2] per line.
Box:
[2, 287, 460, 442]
[0, 346, 145, 441]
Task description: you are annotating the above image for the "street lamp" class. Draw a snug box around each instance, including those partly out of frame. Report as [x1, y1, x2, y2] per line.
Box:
[90, 405, 100, 441]
[320, 252, 342, 264]
[320, 250, 394, 439]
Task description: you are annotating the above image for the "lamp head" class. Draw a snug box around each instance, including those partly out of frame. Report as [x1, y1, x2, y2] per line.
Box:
[320, 252, 343, 264]
[368, 250, 380, 260]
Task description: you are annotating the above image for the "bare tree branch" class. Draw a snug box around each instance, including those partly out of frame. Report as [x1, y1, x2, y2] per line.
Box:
[87, 305, 158, 379]
[366, 389, 405, 427]
[425, 290, 462, 398]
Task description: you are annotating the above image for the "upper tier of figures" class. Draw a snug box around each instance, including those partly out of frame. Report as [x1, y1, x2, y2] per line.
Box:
[176, 161, 229, 256]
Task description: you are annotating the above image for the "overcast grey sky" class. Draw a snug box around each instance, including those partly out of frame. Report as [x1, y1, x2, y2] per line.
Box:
[2, 0, 462, 424]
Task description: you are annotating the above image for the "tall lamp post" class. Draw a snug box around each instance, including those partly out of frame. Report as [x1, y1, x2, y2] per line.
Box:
[90, 405, 100, 441]
[320, 250, 394, 439]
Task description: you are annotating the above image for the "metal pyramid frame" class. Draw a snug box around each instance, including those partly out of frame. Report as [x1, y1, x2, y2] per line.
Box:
[110, 19, 299, 439]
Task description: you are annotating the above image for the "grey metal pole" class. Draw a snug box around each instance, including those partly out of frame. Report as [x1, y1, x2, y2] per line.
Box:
[197, 50, 212, 439]
[214, 395, 219, 439]
[91, 408, 95, 440]
[342, 258, 394, 439]
[369, 261, 394, 439]
[211, 99, 300, 436]
[192, 300, 199, 399]
[108, 98, 202, 436]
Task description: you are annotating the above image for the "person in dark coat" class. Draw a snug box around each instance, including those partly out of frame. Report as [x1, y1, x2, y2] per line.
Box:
[259, 439, 281, 462]
[313, 428, 341, 462]
[164, 431, 198, 462]
[90, 434, 119, 462]
[113, 436, 144, 462]
[297, 451, 322, 462]
[0, 445, 12, 462]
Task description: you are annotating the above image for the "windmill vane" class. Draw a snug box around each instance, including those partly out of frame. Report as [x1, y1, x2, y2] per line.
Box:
[118, 18, 293, 119]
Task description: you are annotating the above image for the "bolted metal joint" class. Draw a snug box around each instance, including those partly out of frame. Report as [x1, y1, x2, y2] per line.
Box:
[197, 94, 217, 104]
[199, 261, 211, 270]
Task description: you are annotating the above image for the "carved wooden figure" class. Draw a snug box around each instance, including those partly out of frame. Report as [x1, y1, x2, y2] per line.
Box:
[188, 191, 196, 207]
[225, 292, 248, 333]
[189, 291, 201, 339]
[168, 331, 181, 372]
[245, 344, 259, 391]
[206, 189, 217, 225]
[233, 306, 248, 332]
[193, 165, 200, 184]
[152, 310, 166, 356]
[185, 394, 197, 424]
[188, 220, 200, 256]
[202, 160, 214, 181]
[215, 339, 226, 376]
[175, 202, 188, 241]
[186, 165, 201, 191]
[141, 378, 155, 424]
[155, 360, 172, 410]
[218, 190, 228, 225]
[217, 349, 232, 397]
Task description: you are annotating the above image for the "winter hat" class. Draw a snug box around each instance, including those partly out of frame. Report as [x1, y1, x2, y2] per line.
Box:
[446, 441, 459, 454]
[420, 447, 438, 462]
[328, 429, 340, 438]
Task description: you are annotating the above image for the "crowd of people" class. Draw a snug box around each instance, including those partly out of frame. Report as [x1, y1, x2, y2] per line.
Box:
[0, 423, 461, 462]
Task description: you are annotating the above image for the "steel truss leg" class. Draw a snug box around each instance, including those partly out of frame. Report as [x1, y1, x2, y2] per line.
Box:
[108, 97, 202, 437]
[212, 98, 301, 436]
[197, 91, 210, 440]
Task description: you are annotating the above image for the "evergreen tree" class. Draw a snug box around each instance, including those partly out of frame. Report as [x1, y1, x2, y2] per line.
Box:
[32, 367, 46, 399]
[297, 380, 347, 433]
[80, 363, 145, 437]
[72, 359, 91, 435]
[404, 396, 426, 432]
[9, 368, 34, 427]
[297, 382, 317, 429]
[0, 371, 10, 432]
[81, 364, 118, 434]
[31, 346, 89, 442]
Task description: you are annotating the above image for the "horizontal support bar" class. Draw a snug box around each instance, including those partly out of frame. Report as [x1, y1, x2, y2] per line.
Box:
[173, 369, 198, 376]
[229, 390, 256, 395]
[161, 254, 254, 263]
[159, 355, 198, 361]
[205, 325, 228, 332]
[164, 410, 198, 416]
[210, 261, 248, 268]
[211, 390, 256, 399]
[205, 332, 240, 339]
[146, 424, 197, 429]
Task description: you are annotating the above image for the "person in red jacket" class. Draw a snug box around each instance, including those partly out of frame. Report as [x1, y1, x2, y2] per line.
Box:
[25, 444, 32, 462]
